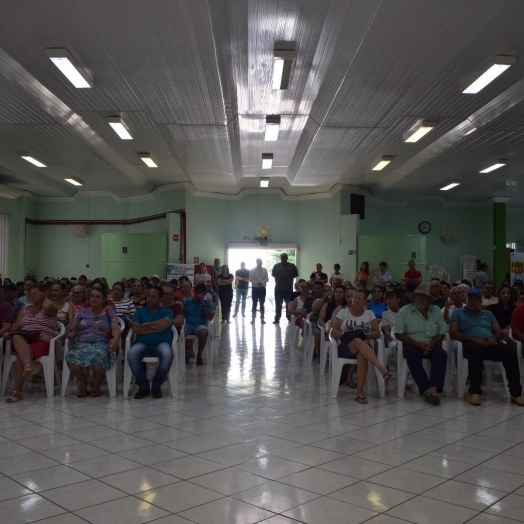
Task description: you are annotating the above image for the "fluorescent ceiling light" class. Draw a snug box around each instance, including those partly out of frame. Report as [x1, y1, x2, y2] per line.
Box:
[265, 115, 281, 141]
[272, 48, 295, 89]
[372, 156, 393, 171]
[480, 162, 506, 173]
[140, 154, 158, 168]
[21, 155, 46, 167]
[0, 184, 21, 199]
[107, 116, 133, 140]
[64, 177, 82, 186]
[404, 120, 437, 143]
[262, 153, 273, 169]
[45, 48, 92, 88]
[260, 178, 269, 188]
[462, 55, 516, 94]
[440, 182, 460, 191]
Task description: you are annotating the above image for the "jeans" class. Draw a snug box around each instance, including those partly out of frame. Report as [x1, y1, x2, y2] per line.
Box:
[403, 344, 448, 394]
[127, 342, 174, 390]
[463, 342, 523, 397]
[252, 287, 266, 319]
[274, 289, 292, 321]
[234, 288, 248, 315]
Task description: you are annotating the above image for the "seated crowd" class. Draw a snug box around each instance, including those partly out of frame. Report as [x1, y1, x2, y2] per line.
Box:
[1, 258, 524, 408]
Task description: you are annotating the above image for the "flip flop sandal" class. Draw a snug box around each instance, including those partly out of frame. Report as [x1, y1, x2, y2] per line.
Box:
[77, 390, 89, 398]
[22, 367, 38, 379]
[382, 372, 393, 382]
[356, 396, 368, 404]
[90, 391, 101, 397]
[5, 391, 23, 403]
[346, 381, 357, 388]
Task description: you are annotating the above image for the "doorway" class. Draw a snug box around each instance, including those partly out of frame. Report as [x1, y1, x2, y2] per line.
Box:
[227, 243, 298, 315]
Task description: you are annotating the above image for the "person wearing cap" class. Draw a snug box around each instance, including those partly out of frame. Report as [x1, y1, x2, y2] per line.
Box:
[394, 285, 448, 405]
[450, 287, 524, 406]
[1, 283, 23, 319]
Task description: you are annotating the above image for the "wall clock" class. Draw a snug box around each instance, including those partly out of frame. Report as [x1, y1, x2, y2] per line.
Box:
[419, 221, 431, 234]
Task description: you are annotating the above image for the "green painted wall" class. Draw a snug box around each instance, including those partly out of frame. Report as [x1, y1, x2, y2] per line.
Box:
[1, 189, 497, 286]
[0, 196, 36, 281]
[507, 209, 524, 248]
[358, 199, 493, 282]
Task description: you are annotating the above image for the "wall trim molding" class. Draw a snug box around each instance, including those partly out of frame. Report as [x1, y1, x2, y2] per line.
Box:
[6, 181, 512, 208]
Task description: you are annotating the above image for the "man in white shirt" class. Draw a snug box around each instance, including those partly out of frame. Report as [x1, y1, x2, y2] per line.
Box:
[481, 281, 498, 309]
[373, 262, 392, 285]
[249, 258, 268, 324]
[442, 286, 465, 325]
[194, 263, 212, 287]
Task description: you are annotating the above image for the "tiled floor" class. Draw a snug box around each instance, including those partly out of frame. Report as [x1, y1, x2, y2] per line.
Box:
[1, 320, 524, 524]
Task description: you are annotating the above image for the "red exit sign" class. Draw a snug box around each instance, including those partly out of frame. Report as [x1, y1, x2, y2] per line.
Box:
[172, 234, 179, 241]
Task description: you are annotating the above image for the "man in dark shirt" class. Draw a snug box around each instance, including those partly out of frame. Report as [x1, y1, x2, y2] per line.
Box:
[162, 283, 184, 333]
[271, 253, 298, 324]
[233, 262, 250, 318]
[309, 263, 328, 285]
[429, 278, 447, 308]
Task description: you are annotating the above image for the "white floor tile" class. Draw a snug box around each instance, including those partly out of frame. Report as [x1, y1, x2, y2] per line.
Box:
[99, 466, 180, 494]
[486, 494, 524, 522]
[279, 467, 360, 495]
[236, 455, 310, 480]
[189, 467, 268, 495]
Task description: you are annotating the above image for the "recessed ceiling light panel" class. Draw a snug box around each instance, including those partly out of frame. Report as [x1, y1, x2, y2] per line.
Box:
[107, 116, 133, 140]
[273, 48, 295, 89]
[262, 153, 273, 169]
[45, 48, 92, 88]
[479, 161, 506, 173]
[64, 177, 83, 186]
[440, 182, 460, 191]
[21, 155, 46, 167]
[264, 115, 281, 141]
[462, 55, 516, 94]
[372, 156, 393, 171]
[403, 120, 437, 143]
[139, 154, 158, 168]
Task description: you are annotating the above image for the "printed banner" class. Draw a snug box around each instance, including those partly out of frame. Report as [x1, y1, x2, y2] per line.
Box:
[167, 263, 194, 281]
[510, 252, 524, 286]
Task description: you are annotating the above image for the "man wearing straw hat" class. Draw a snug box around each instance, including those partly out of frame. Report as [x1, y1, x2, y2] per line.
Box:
[394, 285, 448, 405]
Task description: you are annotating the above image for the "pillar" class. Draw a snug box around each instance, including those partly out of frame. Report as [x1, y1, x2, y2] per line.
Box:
[493, 201, 506, 284]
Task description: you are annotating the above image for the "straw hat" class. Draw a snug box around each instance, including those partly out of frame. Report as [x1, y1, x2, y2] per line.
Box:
[407, 285, 435, 302]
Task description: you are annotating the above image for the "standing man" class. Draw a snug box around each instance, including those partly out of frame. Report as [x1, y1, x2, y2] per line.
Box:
[233, 262, 250, 318]
[309, 263, 328, 286]
[194, 263, 212, 287]
[211, 258, 221, 293]
[249, 258, 268, 324]
[271, 253, 298, 324]
[128, 286, 174, 399]
[404, 260, 422, 286]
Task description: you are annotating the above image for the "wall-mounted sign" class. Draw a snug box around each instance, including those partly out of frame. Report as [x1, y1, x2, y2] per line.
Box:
[348, 250, 356, 255]
[172, 234, 179, 241]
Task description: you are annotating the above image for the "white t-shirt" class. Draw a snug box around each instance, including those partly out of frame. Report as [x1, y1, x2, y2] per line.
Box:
[336, 308, 376, 333]
[330, 272, 344, 282]
[195, 273, 211, 286]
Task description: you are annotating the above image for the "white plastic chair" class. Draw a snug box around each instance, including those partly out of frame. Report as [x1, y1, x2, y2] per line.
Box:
[289, 315, 301, 350]
[319, 320, 332, 375]
[456, 340, 510, 399]
[304, 312, 316, 363]
[509, 329, 524, 383]
[429, 265, 449, 283]
[460, 254, 477, 282]
[396, 339, 452, 398]
[123, 326, 178, 397]
[328, 332, 385, 399]
[184, 319, 213, 366]
[2, 323, 65, 397]
[61, 317, 125, 398]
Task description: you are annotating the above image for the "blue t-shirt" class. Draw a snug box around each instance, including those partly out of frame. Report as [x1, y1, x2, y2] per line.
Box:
[132, 306, 173, 345]
[184, 298, 212, 326]
[367, 301, 387, 320]
[449, 308, 496, 339]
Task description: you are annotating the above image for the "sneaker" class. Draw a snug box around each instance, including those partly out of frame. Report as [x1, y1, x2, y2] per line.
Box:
[405, 378, 415, 389]
[134, 389, 150, 400]
[251, 318, 255, 324]
[510, 395, 524, 406]
[469, 394, 481, 406]
[152, 388, 162, 399]
[232, 314, 237, 318]
[273, 320, 279, 324]
[261, 319, 266, 324]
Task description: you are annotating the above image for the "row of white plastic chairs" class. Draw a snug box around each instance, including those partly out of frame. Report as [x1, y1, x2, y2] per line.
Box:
[290, 312, 524, 401]
[0, 316, 216, 398]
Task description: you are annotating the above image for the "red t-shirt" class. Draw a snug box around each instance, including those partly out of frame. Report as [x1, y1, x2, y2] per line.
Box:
[404, 270, 422, 281]
[165, 303, 184, 318]
[511, 303, 524, 330]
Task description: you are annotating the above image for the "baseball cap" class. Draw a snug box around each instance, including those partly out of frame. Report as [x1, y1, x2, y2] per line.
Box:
[467, 287, 482, 298]
[1, 283, 16, 291]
